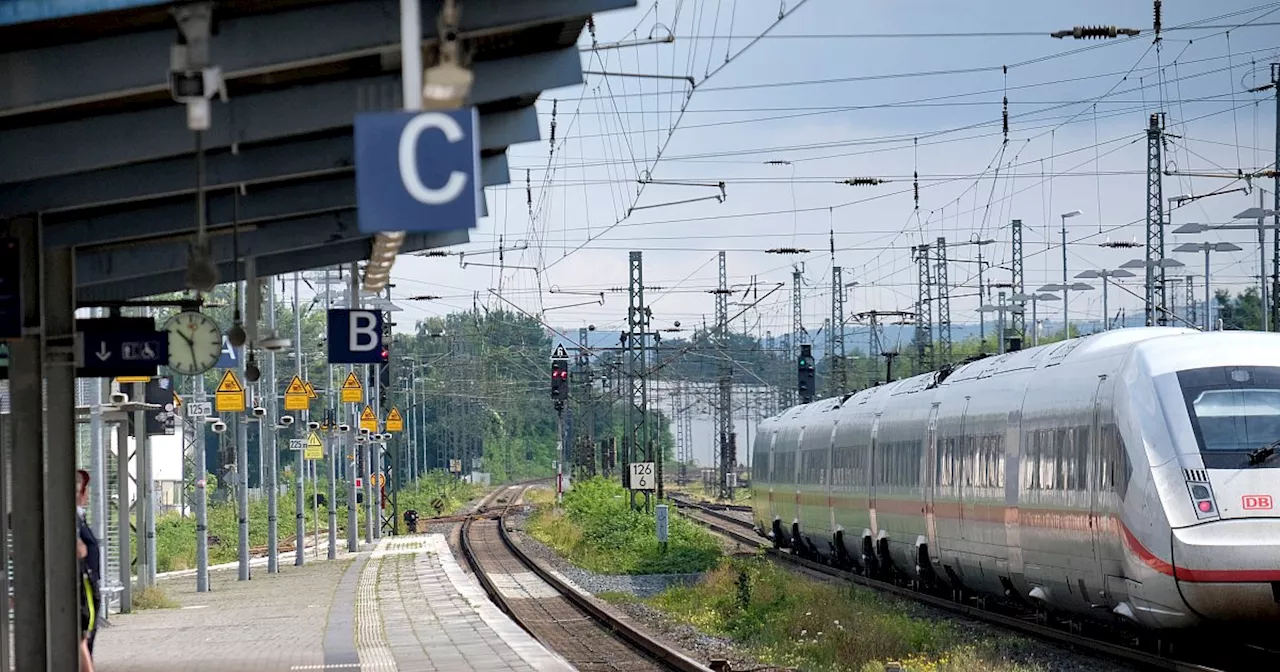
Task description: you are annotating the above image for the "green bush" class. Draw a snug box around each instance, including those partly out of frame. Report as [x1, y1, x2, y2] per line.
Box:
[527, 477, 720, 575]
[650, 557, 1041, 672]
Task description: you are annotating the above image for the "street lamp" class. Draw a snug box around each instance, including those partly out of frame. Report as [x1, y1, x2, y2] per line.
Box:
[1119, 257, 1186, 325]
[1173, 241, 1243, 330]
[1010, 292, 1060, 347]
[1058, 210, 1084, 331]
[1038, 281, 1092, 339]
[978, 291, 1023, 354]
[1235, 199, 1280, 332]
[1075, 269, 1136, 330]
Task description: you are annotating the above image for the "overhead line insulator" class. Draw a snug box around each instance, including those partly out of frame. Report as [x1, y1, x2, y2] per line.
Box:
[1050, 26, 1141, 39]
[840, 177, 884, 186]
[765, 247, 810, 254]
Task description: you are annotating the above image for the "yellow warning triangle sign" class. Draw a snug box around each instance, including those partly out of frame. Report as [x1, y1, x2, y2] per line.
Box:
[342, 372, 362, 391]
[173, 391, 183, 408]
[306, 432, 323, 450]
[387, 408, 403, 423]
[304, 381, 318, 399]
[360, 406, 376, 422]
[216, 369, 244, 394]
[285, 376, 307, 396]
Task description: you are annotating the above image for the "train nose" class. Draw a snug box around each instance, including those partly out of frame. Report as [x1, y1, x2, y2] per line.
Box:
[1171, 519, 1280, 621]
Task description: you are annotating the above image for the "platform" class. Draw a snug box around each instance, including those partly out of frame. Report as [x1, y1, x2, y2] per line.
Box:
[93, 535, 575, 672]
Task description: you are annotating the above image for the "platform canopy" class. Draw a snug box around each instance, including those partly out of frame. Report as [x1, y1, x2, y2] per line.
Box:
[0, 0, 634, 303]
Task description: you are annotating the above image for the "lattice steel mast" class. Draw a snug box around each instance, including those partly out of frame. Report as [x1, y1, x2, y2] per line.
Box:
[935, 237, 952, 365]
[913, 244, 932, 373]
[715, 251, 734, 500]
[830, 266, 846, 396]
[1010, 219, 1025, 347]
[624, 251, 650, 510]
[1146, 113, 1167, 325]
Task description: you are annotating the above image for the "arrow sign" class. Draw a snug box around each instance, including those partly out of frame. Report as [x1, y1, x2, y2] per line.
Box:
[77, 325, 169, 378]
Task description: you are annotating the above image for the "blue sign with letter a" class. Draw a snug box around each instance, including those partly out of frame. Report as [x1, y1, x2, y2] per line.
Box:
[354, 108, 482, 234]
[327, 309, 384, 364]
[216, 334, 240, 368]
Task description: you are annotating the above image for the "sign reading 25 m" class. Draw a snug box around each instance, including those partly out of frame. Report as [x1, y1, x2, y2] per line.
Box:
[327, 309, 384, 364]
[353, 108, 482, 234]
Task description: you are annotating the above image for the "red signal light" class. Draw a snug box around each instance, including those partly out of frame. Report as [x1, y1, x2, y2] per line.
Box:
[1197, 500, 1214, 513]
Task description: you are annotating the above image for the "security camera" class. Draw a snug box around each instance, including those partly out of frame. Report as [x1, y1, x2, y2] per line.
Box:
[338, 424, 351, 433]
[279, 415, 294, 426]
[252, 407, 267, 418]
[307, 421, 321, 431]
[355, 436, 367, 444]
[110, 392, 128, 405]
[211, 420, 228, 434]
[360, 427, 371, 436]
[258, 334, 293, 352]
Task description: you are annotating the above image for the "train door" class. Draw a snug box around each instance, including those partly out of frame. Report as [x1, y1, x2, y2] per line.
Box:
[868, 413, 882, 536]
[1088, 375, 1110, 604]
[828, 417, 840, 535]
[925, 403, 941, 563]
[767, 429, 779, 522]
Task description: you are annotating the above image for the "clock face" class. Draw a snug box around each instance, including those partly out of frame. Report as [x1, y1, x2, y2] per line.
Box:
[163, 311, 223, 376]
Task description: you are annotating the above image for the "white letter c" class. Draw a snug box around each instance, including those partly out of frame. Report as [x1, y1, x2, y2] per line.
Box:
[398, 113, 469, 205]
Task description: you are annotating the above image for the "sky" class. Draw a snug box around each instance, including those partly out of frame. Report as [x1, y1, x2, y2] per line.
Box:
[382, 0, 1280, 353]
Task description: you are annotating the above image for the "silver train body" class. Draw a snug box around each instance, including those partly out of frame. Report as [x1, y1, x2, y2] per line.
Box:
[751, 327, 1280, 630]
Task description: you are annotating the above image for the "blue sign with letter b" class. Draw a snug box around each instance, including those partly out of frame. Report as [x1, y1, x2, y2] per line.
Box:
[354, 108, 482, 234]
[327, 309, 384, 364]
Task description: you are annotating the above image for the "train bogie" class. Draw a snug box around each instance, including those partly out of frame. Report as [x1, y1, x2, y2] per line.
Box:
[752, 327, 1280, 631]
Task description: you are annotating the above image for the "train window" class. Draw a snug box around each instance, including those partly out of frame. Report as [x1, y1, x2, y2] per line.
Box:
[1178, 366, 1280, 468]
[1075, 425, 1089, 492]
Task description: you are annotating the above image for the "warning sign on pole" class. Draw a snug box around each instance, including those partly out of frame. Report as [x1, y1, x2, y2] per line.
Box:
[385, 407, 404, 432]
[284, 375, 310, 411]
[341, 372, 363, 403]
[304, 432, 324, 460]
[304, 381, 318, 399]
[215, 369, 246, 413]
[359, 405, 378, 433]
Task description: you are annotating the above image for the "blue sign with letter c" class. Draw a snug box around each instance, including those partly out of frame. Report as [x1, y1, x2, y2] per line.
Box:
[354, 108, 482, 234]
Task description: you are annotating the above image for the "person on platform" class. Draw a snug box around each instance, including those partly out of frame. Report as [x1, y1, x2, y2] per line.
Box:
[76, 470, 101, 655]
[77, 534, 95, 671]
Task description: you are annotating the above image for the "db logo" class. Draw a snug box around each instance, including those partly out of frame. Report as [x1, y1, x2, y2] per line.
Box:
[1242, 495, 1273, 510]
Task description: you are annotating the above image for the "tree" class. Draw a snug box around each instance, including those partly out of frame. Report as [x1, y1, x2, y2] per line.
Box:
[1215, 287, 1263, 331]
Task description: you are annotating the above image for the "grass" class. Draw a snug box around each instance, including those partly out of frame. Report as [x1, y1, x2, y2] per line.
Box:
[155, 469, 485, 572]
[526, 477, 721, 575]
[648, 557, 1043, 672]
[132, 586, 178, 610]
[668, 479, 752, 504]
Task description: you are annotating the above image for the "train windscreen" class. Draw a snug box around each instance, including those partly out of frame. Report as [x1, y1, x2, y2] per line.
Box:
[1177, 365, 1280, 468]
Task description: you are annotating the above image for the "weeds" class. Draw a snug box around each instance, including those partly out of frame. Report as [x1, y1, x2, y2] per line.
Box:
[527, 478, 721, 575]
[132, 586, 178, 610]
[649, 557, 1042, 672]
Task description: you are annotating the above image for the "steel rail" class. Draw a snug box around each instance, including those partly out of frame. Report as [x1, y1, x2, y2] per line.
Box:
[461, 485, 712, 672]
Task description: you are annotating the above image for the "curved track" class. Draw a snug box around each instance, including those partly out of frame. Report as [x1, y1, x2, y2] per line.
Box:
[462, 485, 710, 672]
[673, 499, 1257, 672]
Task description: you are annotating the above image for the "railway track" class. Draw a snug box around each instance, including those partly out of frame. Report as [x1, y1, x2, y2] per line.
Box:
[673, 499, 1253, 672]
[461, 484, 711, 672]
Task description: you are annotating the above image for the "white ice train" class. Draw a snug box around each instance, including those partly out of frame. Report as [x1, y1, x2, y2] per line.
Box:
[751, 327, 1280, 630]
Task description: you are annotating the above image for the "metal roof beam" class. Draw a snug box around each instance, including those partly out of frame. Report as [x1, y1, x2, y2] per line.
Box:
[0, 46, 580, 184]
[76, 228, 467, 304]
[0, 0, 633, 116]
[43, 106, 536, 247]
[4, 119, 518, 217]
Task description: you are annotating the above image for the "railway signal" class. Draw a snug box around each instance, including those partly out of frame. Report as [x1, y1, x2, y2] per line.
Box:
[798, 344, 815, 403]
[551, 344, 569, 412]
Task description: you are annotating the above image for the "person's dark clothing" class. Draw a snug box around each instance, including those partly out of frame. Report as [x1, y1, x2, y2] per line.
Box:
[77, 512, 100, 652]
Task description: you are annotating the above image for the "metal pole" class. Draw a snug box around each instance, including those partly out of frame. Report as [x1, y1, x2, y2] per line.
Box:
[401, 0, 423, 113]
[237, 280, 251, 581]
[348, 263, 360, 553]
[1205, 248, 1212, 331]
[195, 374, 209, 592]
[133, 382, 150, 589]
[267, 279, 279, 573]
[293, 272, 307, 566]
[1103, 275, 1110, 331]
[1260, 188, 1270, 332]
[1031, 300, 1039, 347]
[323, 270, 337, 560]
[1273, 63, 1280, 332]
[1061, 216, 1069, 338]
[115, 421, 131, 613]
